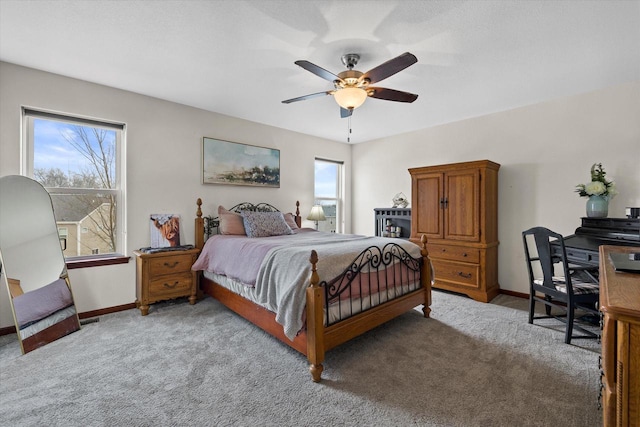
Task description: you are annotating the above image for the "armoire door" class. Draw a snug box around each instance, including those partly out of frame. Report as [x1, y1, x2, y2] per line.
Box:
[443, 168, 480, 241]
[412, 172, 443, 239]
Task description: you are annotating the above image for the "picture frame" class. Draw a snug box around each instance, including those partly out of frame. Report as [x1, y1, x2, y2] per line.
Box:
[202, 137, 280, 187]
[150, 214, 181, 248]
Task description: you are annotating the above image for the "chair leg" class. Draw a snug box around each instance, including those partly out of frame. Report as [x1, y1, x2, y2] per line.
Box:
[544, 295, 552, 316]
[565, 305, 575, 344]
[528, 295, 535, 324]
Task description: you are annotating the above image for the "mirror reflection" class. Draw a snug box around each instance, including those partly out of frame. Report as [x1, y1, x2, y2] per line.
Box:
[0, 175, 80, 354]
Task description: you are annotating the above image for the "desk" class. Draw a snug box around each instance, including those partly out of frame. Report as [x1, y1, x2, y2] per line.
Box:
[560, 235, 639, 268]
[599, 245, 640, 426]
[551, 218, 640, 268]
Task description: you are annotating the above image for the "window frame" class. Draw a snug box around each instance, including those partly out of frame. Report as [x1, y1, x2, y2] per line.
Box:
[314, 158, 344, 233]
[22, 108, 128, 268]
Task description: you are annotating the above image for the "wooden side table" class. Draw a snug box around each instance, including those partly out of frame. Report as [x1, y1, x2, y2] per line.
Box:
[599, 245, 640, 426]
[134, 248, 200, 316]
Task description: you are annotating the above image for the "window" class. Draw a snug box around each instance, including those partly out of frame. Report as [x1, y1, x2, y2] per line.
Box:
[58, 227, 68, 251]
[314, 158, 344, 233]
[23, 109, 126, 261]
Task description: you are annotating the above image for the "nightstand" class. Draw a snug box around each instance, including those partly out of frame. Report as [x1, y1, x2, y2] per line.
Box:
[133, 248, 200, 316]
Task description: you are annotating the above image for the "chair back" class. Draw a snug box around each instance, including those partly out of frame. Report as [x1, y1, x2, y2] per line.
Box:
[522, 226, 573, 294]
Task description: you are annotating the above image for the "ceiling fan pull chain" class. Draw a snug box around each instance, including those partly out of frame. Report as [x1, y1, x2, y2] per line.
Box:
[347, 116, 352, 143]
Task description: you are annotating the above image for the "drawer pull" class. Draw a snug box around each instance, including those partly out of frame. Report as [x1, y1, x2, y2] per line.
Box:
[163, 281, 179, 289]
[462, 253, 468, 257]
[164, 261, 179, 268]
[458, 272, 472, 279]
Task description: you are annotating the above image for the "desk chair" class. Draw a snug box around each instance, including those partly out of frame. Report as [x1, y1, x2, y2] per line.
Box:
[522, 226, 600, 344]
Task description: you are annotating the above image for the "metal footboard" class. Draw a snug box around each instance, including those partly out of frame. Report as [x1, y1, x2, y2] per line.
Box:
[320, 242, 423, 327]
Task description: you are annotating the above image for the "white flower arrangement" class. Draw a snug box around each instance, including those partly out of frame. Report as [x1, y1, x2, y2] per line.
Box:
[575, 163, 617, 199]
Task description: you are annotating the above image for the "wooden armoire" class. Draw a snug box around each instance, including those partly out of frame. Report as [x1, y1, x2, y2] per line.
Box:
[409, 160, 500, 302]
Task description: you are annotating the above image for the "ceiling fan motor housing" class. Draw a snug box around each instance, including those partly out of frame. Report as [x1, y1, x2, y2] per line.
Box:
[341, 53, 360, 69]
[335, 70, 368, 89]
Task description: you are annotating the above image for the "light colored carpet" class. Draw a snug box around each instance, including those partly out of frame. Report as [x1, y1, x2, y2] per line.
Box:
[0, 291, 601, 426]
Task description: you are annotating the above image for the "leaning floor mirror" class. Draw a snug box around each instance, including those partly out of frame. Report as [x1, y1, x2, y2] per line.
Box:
[0, 175, 81, 354]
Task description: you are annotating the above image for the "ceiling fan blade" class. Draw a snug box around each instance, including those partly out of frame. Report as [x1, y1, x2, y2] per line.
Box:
[282, 91, 332, 104]
[361, 52, 418, 85]
[294, 60, 341, 83]
[340, 107, 352, 118]
[368, 87, 418, 103]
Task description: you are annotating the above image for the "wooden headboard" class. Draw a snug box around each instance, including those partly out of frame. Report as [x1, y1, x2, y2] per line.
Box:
[194, 199, 302, 250]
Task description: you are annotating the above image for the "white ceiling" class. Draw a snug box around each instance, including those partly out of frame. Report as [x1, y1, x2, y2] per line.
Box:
[1, 0, 638, 144]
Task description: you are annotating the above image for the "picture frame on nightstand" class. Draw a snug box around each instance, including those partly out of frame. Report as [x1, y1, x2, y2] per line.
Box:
[150, 214, 181, 248]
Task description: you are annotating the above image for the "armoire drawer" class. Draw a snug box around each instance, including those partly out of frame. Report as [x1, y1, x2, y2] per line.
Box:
[428, 244, 480, 264]
[431, 259, 480, 288]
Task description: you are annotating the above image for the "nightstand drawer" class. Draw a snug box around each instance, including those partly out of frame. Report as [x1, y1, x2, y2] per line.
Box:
[148, 254, 193, 275]
[431, 259, 480, 288]
[428, 244, 480, 263]
[149, 273, 193, 298]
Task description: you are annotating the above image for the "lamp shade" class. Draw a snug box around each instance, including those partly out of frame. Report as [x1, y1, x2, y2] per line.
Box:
[307, 205, 326, 222]
[333, 87, 367, 110]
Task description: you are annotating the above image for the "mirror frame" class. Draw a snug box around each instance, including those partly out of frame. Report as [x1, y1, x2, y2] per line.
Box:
[0, 175, 81, 354]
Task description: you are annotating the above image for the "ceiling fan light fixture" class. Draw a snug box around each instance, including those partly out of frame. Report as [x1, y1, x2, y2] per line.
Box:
[333, 87, 367, 110]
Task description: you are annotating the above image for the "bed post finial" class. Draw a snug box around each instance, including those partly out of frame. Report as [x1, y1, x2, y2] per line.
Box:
[309, 250, 319, 287]
[195, 198, 204, 250]
[307, 249, 324, 382]
[294, 201, 302, 228]
[420, 234, 428, 254]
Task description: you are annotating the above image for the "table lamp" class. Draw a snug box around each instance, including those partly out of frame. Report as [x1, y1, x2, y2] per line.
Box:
[307, 205, 326, 230]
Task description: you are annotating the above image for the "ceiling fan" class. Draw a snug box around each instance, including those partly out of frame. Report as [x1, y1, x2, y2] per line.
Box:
[282, 52, 419, 118]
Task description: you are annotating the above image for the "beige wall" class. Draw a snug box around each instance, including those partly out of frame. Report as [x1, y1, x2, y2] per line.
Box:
[352, 81, 640, 295]
[0, 62, 352, 328]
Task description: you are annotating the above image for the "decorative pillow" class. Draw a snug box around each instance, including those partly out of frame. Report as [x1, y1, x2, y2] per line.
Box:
[218, 206, 246, 235]
[241, 211, 293, 238]
[284, 212, 299, 230]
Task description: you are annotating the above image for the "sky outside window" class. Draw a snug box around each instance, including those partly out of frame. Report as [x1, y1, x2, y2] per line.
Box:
[315, 161, 337, 198]
[34, 118, 116, 189]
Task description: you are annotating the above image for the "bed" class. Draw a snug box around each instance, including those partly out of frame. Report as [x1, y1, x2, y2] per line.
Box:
[192, 199, 432, 382]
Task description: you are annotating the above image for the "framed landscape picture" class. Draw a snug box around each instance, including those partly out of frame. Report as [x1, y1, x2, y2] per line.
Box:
[202, 137, 280, 187]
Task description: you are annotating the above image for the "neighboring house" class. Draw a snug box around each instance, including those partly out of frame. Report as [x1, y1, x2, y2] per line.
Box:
[50, 195, 114, 257]
[317, 204, 337, 233]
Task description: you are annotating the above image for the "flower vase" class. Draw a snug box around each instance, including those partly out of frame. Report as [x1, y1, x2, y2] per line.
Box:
[586, 195, 608, 218]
